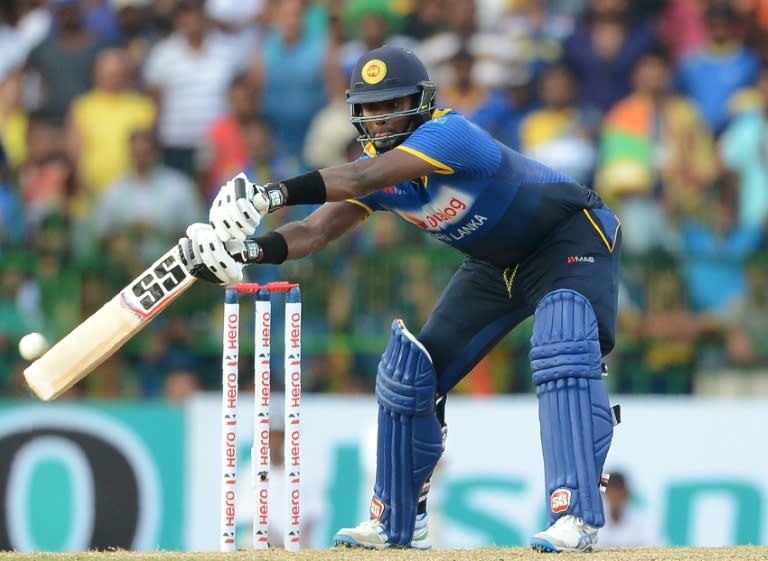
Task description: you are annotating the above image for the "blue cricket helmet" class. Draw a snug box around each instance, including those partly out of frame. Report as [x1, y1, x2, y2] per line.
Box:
[347, 45, 437, 151]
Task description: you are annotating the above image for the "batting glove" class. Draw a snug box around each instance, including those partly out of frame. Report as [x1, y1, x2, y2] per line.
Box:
[209, 172, 270, 242]
[178, 223, 245, 285]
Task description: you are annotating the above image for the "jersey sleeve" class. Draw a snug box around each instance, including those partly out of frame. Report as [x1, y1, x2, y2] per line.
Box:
[347, 192, 383, 215]
[396, 112, 501, 176]
[346, 151, 384, 215]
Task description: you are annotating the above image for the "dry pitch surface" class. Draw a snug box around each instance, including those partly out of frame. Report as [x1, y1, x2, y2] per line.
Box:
[0, 547, 766, 561]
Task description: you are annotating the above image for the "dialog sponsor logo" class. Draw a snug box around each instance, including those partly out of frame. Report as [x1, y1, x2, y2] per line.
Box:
[397, 187, 473, 231]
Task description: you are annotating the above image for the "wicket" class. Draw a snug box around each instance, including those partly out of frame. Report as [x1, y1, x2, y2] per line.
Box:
[220, 281, 302, 552]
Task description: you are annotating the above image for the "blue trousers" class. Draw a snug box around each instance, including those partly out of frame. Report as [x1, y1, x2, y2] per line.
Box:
[419, 208, 621, 395]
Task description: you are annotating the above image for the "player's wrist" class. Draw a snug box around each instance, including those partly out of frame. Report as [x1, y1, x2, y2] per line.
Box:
[278, 170, 327, 207]
[262, 183, 287, 212]
[250, 231, 289, 264]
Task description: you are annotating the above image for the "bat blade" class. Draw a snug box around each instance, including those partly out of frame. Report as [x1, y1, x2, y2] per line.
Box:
[24, 245, 197, 401]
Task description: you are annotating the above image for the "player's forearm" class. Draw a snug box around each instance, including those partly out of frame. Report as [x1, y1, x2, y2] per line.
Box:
[268, 151, 435, 208]
[319, 159, 382, 200]
[240, 202, 362, 264]
[268, 161, 375, 208]
[274, 220, 330, 260]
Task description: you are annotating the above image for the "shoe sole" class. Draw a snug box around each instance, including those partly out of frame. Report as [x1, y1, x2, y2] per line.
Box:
[529, 537, 594, 553]
[334, 536, 432, 550]
[334, 538, 387, 550]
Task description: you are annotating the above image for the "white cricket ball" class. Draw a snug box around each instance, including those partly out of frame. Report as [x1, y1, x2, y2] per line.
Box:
[19, 332, 50, 361]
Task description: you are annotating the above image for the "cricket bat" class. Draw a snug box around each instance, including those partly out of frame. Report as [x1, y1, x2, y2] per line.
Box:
[23, 245, 197, 401]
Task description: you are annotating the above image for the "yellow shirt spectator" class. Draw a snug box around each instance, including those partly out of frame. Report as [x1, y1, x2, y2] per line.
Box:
[0, 110, 28, 170]
[70, 89, 155, 196]
[67, 48, 156, 217]
[0, 72, 29, 169]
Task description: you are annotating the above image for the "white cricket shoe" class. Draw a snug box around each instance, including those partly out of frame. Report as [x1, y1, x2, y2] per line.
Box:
[333, 513, 431, 550]
[530, 514, 598, 553]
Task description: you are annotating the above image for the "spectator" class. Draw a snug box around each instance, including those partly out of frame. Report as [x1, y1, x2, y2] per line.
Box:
[149, 0, 178, 36]
[658, 0, 708, 62]
[134, 313, 203, 400]
[719, 62, 768, 229]
[0, 70, 29, 171]
[111, 0, 159, 88]
[0, 250, 39, 394]
[497, 0, 575, 76]
[0, 1, 26, 83]
[93, 128, 204, 265]
[205, 0, 264, 54]
[0, 142, 24, 250]
[252, 0, 333, 168]
[143, 0, 245, 179]
[617, 255, 704, 393]
[595, 46, 717, 255]
[725, 252, 768, 367]
[17, 111, 76, 237]
[563, 0, 657, 113]
[14, 0, 52, 56]
[302, 73, 359, 170]
[680, 184, 762, 323]
[66, 47, 156, 212]
[400, 0, 444, 42]
[25, 0, 106, 126]
[675, 2, 759, 136]
[163, 366, 201, 401]
[471, 63, 539, 150]
[339, 0, 415, 79]
[204, 73, 260, 200]
[242, 116, 298, 189]
[519, 61, 601, 185]
[81, 0, 121, 42]
[600, 471, 657, 547]
[437, 49, 489, 118]
[420, 0, 511, 89]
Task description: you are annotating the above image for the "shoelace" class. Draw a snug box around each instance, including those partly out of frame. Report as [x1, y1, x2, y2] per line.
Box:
[553, 515, 594, 534]
[552, 516, 575, 530]
[358, 520, 386, 534]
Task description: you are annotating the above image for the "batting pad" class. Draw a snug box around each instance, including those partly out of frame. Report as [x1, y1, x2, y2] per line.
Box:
[374, 319, 443, 546]
[530, 290, 614, 528]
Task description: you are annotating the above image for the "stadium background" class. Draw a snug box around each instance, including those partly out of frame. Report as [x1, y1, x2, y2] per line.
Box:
[1, 0, 768, 552]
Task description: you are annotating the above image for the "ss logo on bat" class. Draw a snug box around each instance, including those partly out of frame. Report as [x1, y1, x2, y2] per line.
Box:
[131, 255, 187, 312]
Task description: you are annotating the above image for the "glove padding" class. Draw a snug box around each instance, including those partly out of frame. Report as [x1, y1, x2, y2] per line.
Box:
[178, 223, 245, 285]
[209, 172, 269, 242]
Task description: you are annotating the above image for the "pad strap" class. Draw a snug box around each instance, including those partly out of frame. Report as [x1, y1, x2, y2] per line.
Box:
[373, 320, 443, 545]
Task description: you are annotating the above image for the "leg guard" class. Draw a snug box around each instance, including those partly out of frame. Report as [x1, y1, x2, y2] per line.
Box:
[531, 289, 614, 528]
[373, 319, 443, 546]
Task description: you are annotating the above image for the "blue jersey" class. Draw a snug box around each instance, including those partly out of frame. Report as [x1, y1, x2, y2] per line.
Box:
[348, 109, 610, 266]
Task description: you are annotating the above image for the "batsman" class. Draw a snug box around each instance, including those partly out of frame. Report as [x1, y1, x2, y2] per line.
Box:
[179, 45, 621, 553]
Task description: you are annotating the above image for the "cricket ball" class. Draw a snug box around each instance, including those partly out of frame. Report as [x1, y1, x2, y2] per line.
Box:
[19, 332, 50, 361]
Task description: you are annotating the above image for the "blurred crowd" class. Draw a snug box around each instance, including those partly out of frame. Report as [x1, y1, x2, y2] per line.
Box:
[3, 0, 768, 399]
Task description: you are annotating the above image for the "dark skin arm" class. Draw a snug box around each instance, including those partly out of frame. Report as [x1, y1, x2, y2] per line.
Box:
[266, 147, 440, 260]
[274, 201, 368, 260]
[318, 149, 440, 200]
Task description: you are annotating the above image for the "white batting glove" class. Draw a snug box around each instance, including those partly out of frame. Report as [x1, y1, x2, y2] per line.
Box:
[178, 223, 245, 285]
[209, 172, 270, 242]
